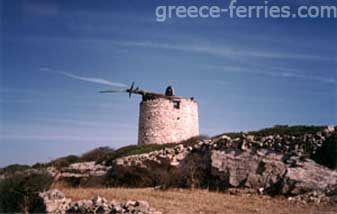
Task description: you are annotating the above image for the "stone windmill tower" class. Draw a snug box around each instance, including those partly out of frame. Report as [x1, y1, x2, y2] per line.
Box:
[101, 82, 199, 145]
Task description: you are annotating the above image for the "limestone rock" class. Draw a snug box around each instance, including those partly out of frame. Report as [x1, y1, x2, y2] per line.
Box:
[211, 150, 287, 193]
[282, 160, 337, 195]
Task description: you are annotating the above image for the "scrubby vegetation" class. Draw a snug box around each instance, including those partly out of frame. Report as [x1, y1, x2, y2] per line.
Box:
[48, 147, 115, 169]
[0, 164, 31, 175]
[248, 125, 327, 137]
[313, 132, 337, 169]
[80, 147, 115, 162]
[0, 171, 52, 213]
[219, 125, 327, 138]
[49, 155, 80, 169]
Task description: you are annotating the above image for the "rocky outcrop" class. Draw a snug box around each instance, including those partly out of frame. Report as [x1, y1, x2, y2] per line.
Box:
[39, 189, 161, 214]
[210, 150, 287, 193]
[210, 150, 337, 196]
[114, 126, 336, 169]
[107, 126, 337, 203]
[283, 159, 337, 195]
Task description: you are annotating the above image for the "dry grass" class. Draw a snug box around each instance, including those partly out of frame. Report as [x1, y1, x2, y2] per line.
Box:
[60, 187, 337, 214]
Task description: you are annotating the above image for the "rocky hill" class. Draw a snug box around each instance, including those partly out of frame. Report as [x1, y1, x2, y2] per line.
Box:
[1, 125, 337, 213]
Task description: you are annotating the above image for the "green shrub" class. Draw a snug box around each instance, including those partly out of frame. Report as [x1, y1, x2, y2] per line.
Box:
[313, 132, 337, 169]
[79, 147, 114, 162]
[249, 125, 325, 137]
[218, 125, 326, 138]
[0, 171, 52, 213]
[47, 147, 113, 169]
[0, 164, 31, 175]
[50, 155, 79, 169]
[32, 162, 48, 169]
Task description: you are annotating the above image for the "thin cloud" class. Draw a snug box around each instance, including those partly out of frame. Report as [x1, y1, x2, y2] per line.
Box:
[115, 40, 335, 61]
[210, 65, 336, 84]
[40, 67, 127, 87]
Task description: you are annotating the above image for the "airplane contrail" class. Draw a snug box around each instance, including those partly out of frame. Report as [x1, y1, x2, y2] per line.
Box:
[40, 67, 127, 87]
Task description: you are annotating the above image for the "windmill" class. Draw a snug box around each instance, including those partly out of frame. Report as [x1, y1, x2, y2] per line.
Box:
[100, 82, 199, 145]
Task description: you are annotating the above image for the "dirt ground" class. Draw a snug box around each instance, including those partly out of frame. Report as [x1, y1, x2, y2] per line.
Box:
[60, 187, 337, 214]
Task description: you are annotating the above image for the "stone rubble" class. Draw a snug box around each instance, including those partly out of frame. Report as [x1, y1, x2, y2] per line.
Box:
[39, 189, 72, 213]
[39, 189, 161, 214]
[288, 190, 332, 204]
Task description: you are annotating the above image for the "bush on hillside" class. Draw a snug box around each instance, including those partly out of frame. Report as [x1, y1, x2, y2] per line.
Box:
[79, 147, 114, 162]
[0, 171, 52, 213]
[32, 162, 48, 169]
[249, 125, 325, 137]
[47, 147, 114, 169]
[313, 132, 337, 169]
[218, 125, 326, 138]
[50, 155, 79, 169]
[0, 164, 31, 175]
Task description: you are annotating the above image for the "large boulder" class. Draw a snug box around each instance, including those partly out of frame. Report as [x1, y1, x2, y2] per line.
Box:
[282, 160, 337, 195]
[210, 150, 287, 194]
[210, 148, 337, 198]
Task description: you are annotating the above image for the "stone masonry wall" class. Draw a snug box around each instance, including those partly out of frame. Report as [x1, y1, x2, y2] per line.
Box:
[138, 97, 199, 145]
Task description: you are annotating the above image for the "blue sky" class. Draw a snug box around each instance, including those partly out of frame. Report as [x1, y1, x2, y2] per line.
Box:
[1, 0, 336, 166]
